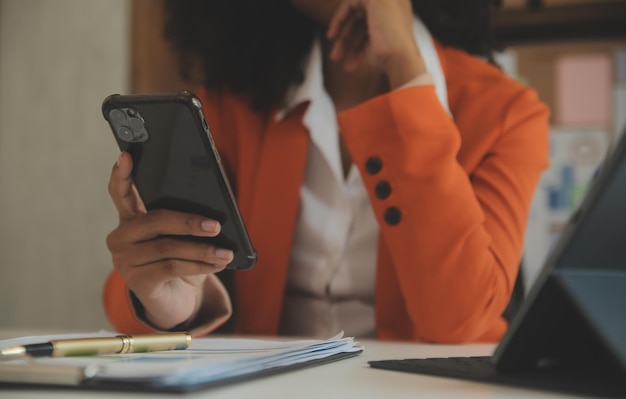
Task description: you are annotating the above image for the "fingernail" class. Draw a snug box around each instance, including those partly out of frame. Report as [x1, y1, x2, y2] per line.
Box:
[201, 220, 220, 233]
[215, 249, 233, 260]
[116, 153, 123, 167]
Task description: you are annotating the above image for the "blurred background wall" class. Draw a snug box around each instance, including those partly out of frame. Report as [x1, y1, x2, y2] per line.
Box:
[0, 0, 129, 330]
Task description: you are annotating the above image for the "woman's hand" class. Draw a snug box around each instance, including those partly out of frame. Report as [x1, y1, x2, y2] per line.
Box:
[326, 0, 426, 89]
[106, 152, 234, 330]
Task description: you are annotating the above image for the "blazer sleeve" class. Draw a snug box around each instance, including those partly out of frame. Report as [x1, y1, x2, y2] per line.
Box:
[338, 84, 549, 342]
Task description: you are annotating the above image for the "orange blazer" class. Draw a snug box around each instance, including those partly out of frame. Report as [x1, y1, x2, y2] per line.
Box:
[104, 42, 549, 343]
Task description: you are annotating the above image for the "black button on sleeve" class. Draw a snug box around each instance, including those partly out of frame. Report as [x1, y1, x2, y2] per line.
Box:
[365, 157, 383, 175]
[375, 181, 391, 199]
[384, 207, 402, 225]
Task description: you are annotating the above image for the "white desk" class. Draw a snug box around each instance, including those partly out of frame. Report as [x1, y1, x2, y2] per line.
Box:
[0, 328, 585, 399]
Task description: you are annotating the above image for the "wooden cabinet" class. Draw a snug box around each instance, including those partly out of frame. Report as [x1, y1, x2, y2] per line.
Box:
[492, 0, 626, 44]
[131, 0, 189, 94]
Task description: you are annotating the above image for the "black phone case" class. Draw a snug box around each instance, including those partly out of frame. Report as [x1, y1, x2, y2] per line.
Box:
[102, 91, 257, 270]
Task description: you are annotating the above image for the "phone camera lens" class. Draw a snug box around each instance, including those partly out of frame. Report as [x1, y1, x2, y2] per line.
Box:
[116, 126, 134, 142]
[109, 109, 126, 124]
[129, 118, 144, 132]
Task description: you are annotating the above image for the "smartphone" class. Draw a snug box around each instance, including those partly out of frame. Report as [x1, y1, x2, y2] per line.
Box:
[102, 91, 257, 270]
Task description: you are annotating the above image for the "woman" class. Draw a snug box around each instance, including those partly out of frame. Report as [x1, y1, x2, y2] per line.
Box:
[104, 0, 549, 343]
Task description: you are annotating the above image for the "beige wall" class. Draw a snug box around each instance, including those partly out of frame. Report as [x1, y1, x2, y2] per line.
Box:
[0, 0, 129, 330]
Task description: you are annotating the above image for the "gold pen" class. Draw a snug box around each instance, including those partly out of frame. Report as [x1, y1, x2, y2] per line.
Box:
[0, 332, 191, 360]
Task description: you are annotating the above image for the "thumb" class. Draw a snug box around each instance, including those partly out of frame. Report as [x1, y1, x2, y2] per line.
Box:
[108, 152, 145, 221]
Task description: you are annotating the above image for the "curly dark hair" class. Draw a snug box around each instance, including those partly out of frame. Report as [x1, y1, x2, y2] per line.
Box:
[163, 0, 499, 114]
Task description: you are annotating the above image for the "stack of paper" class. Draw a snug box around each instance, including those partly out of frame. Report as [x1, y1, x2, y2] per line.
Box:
[0, 331, 362, 392]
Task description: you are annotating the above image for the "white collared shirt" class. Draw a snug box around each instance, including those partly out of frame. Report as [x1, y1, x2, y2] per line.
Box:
[278, 40, 379, 339]
[277, 18, 445, 339]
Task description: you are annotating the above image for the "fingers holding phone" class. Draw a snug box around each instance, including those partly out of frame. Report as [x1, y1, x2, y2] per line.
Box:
[106, 208, 234, 274]
[106, 153, 234, 330]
